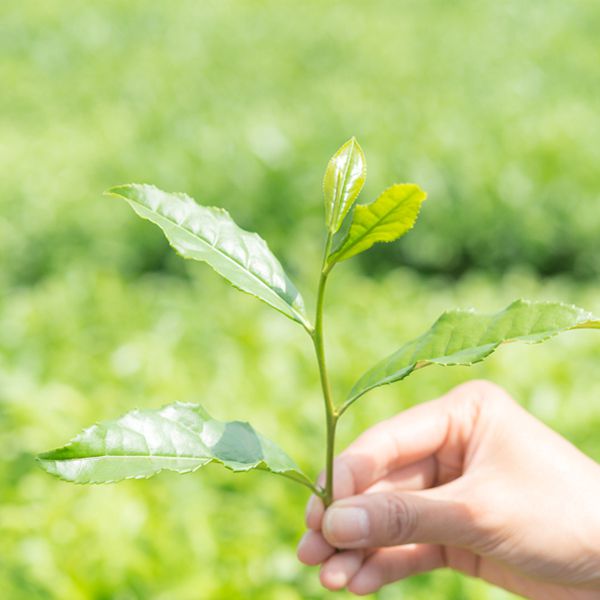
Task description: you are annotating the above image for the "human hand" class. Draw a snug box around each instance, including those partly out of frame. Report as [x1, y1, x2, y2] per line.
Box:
[297, 380, 600, 598]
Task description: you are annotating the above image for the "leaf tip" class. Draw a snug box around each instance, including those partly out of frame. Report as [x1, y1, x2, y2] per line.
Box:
[35, 453, 60, 479]
[347, 135, 359, 147]
[104, 184, 133, 199]
[348, 136, 365, 159]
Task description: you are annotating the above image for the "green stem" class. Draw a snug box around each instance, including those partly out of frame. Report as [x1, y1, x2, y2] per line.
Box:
[279, 472, 326, 499]
[311, 233, 338, 507]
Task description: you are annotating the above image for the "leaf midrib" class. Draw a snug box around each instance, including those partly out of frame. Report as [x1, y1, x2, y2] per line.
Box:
[334, 186, 421, 260]
[348, 317, 596, 405]
[124, 192, 307, 325]
[331, 140, 357, 228]
[40, 454, 212, 463]
[40, 452, 293, 474]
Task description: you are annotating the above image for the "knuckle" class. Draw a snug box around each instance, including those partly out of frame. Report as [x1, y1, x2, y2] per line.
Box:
[447, 380, 516, 417]
[382, 494, 417, 544]
[465, 379, 514, 404]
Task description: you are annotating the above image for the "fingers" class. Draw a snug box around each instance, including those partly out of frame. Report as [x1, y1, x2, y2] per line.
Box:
[336, 380, 510, 494]
[305, 495, 324, 530]
[322, 486, 471, 549]
[297, 531, 364, 590]
[298, 381, 516, 593]
[305, 380, 510, 532]
[302, 542, 444, 594]
[347, 545, 443, 595]
[297, 530, 335, 565]
[319, 550, 365, 590]
[297, 531, 366, 591]
[335, 397, 454, 492]
[304, 460, 355, 530]
[365, 456, 437, 494]
[305, 457, 436, 530]
[304, 389, 463, 531]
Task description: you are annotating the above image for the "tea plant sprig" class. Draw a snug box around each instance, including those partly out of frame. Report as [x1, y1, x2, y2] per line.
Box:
[38, 139, 600, 510]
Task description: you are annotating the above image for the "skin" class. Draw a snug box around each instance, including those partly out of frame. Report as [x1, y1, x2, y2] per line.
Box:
[297, 380, 600, 599]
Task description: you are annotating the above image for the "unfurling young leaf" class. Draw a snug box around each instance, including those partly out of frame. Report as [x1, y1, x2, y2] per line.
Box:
[107, 184, 310, 329]
[344, 300, 600, 409]
[38, 402, 314, 490]
[328, 183, 427, 265]
[323, 137, 366, 233]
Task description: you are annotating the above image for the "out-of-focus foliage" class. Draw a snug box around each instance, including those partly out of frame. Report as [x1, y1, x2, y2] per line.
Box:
[1, 0, 599, 598]
[0, 263, 600, 600]
[2, 266, 599, 599]
[2, 0, 600, 287]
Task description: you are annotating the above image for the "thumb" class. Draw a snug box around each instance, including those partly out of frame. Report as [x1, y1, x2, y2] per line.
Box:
[322, 488, 472, 549]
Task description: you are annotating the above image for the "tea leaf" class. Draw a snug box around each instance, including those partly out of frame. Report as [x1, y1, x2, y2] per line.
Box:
[328, 184, 426, 264]
[107, 184, 310, 329]
[345, 300, 600, 408]
[323, 138, 366, 233]
[38, 402, 314, 489]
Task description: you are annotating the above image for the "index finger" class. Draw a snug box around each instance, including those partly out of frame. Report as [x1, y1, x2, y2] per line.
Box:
[306, 385, 474, 529]
[340, 394, 452, 490]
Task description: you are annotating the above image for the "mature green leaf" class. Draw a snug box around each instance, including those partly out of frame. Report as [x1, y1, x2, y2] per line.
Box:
[328, 184, 427, 264]
[345, 300, 600, 407]
[107, 184, 310, 328]
[38, 402, 314, 489]
[323, 138, 366, 233]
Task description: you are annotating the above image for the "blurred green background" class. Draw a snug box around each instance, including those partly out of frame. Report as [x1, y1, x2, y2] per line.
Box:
[1, 1, 599, 598]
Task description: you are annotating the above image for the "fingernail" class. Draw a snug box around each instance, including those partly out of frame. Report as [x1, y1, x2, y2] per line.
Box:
[322, 568, 348, 590]
[324, 507, 370, 545]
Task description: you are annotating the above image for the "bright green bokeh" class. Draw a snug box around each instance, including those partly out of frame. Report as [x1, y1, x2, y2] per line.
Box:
[1, 1, 599, 598]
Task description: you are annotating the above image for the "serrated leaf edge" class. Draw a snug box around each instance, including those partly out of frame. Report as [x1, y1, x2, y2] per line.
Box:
[344, 300, 600, 409]
[105, 185, 311, 330]
[328, 183, 427, 264]
[37, 402, 314, 490]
